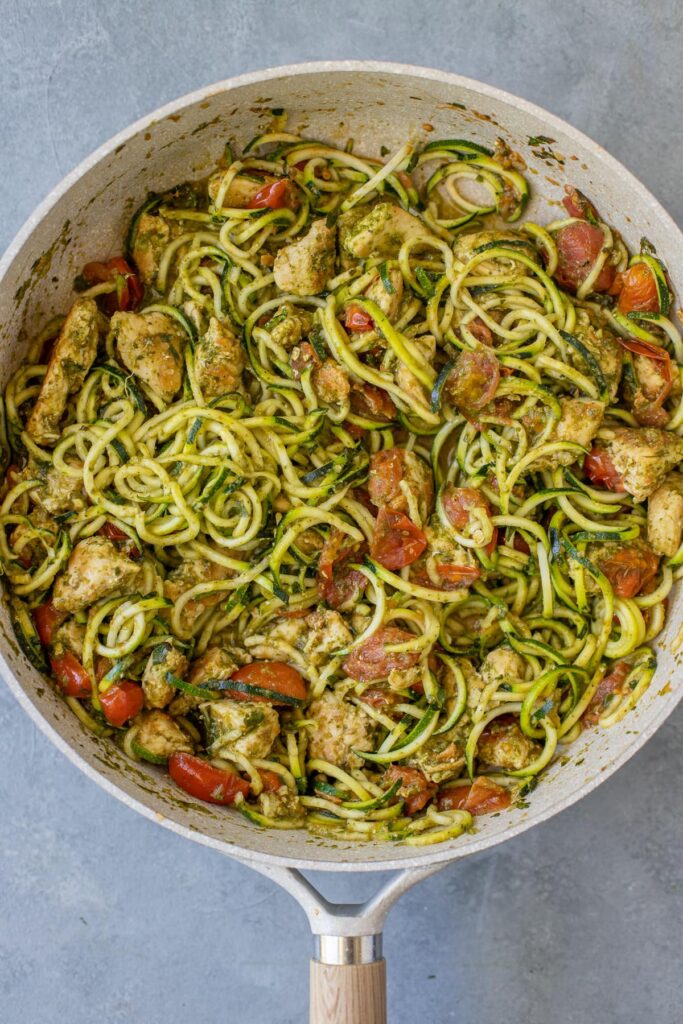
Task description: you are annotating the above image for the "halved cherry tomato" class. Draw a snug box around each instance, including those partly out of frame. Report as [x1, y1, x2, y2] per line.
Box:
[596, 544, 659, 598]
[513, 534, 531, 555]
[467, 317, 493, 346]
[318, 528, 367, 609]
[358, 687, 401, 712]
[616, 262, 660, 314]
[349, 383, 397, 422]
[582, 660, 631, 726]
[435, 563, 481, 586]
[99, 680, 144, 725]
[228, 662, 307, 704]
[371, 507, 427, 571]
[441, 485, 498, 556]
[258, 769, 284, 793]
[344, 305, 375, 333]
[169, 752, 250, 805]
[384, 765, 436, 816]
[98, 521, 142, 559]
[446, 348, 500, 413]
[50, 651, 92, 697]
[33, 601, 61, 646]
[437, 776, 511, 815]
[367, 448, 434, 517]
[555, 222, 615, 293]
[343, 626, 420, 683]
[82, 256, 143, 315]
[562, 185, 599, 223]
[247, 178, 292, 210]
[583, 448, 625, 491]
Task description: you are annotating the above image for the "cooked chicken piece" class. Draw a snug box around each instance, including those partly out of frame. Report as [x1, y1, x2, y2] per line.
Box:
[273, 219, 336, 296]
[25, 457, 86, 515]
[368, 447, 434, 524]
[190, 646, 239, 685]
[532, 398, 605, 469]
[163, 558, 232, 632]
[256, 786, 305, 825]
[52, 617, 86, 659]
[454, 229, 540, 266]
[131, 212, 171, 286]
[408, 729, 465, 784]
[603, 427, 683, 502]
[363, 266, 404, 321]
[647, 472, 683, 557]
[135, 711, 193, 759]
[477, 717, 540, 771]
[302, 610, 353, 667]
[9, 505, 58, 566]
[194, 317, 244, 399]
[340, 202, 438, 259]
[416, 520, 478, 589]
[567, 322, 623, 402]
[201, 699, 280, 760]
[312, 359, 350, 406]
[480, 648, 527, 687]
[110, 310, 186, 403]
[142, 642, 189, 709]
[307, 690, 376, 770]
[625, 352, 681, 425]
[395, 334, 436, 407]
[27, 298, 101, 445]
[52, 537, 143, 613]
[269, 303, 314, 349]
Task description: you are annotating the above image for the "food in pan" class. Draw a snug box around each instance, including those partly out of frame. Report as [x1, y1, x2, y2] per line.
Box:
[1, 124, 681, 845]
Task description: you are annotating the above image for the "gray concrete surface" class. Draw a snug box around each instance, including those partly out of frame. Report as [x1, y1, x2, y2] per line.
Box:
[1, 1, 682, 1021]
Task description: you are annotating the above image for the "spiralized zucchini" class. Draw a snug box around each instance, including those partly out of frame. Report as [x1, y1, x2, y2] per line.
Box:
[1, 120, 681, 846]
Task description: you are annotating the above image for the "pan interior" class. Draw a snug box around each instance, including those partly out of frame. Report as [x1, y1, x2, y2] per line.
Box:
[1, 63, 681, 871]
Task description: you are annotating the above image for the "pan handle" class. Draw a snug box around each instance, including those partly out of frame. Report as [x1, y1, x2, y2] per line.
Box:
[310, 934, 386, 1024]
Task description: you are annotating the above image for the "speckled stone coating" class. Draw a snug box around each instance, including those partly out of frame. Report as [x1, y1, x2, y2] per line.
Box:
[1, 2, 682, 1022]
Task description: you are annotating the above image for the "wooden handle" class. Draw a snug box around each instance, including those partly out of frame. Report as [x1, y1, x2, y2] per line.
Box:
[310, 959, 387, 1024]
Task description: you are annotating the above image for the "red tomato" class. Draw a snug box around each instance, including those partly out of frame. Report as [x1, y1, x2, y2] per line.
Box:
[99, 680, 144, 725]
[258, 769, 284, 793]
[247, 178, 292, 210]
[384, 765, 436, 816]
[583, 448, 625, 491]
[435, 563, 481, 586]
[583, 661, 631, 726]
[371, 507, 427, 570]
[33, 601, 61, 646]
[228, 662, 307, 704]
[442, 485, 498, 556]
[358, 687, 401, 712]
[617, 262, 660, 314]
[437, 777, 511, 814]
[467, 317, 493, 346]
[596, 544, 659, 598]
[367, 448, 433, 515]
[446, 348, 500, 413]
[169, 752, 250, 805]
[342, 626, 420, 683]
[82, 256, 143, 314]
[99, 522, 129, 542]
[562, 186, 599, 222]
[344, 305, 375, 333]
[50, 651, 92, 697]
[555, 222, 615, 293]
[317, 528, 367, 609]
[349, 383, 397, 423]
[290, 341, 321, 380]
[513, 534, 531, 555]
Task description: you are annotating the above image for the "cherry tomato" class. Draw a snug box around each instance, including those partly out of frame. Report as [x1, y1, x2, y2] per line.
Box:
[441, 485, 498, 556]
[349, 383, 397, 422]
[435, 563, 481, 586]
[358, 687, 401, 712]
[342, 626, 420, 683]
[582, 661, 631, 726]
[344, 305, 375, 333]
[446, 348, 500, 413]
[33, 601, 61, 646]
[247, 178, 292, 210]
[99, 522, 129, 542]
[367, 448, 433, 515]
[99, 680, 144, 726]
[384, 765, 436, 816]
[596, 544, 659, 598]
[317, 528, 367, 609]
[513, 534, 531, 555]
[616, 262, 660, 314]
[371, 507, 427, 571]
[50, 651, 92, 697]
[290, 341, 321, 381]
[466, 317, 493, 346]
[583, 448, 625, 491]
[437, 776, 511, 814]
[228, 662, 307, 704]
[169, 752, 250, 805]
[562, 186, 599, 222]
[258, 769, 284, 793]
[82, 256, 143, 314]
[555, 222, 615, 293]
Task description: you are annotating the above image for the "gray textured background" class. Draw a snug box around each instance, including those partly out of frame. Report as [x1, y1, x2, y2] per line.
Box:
[1, 2, 682, 1021]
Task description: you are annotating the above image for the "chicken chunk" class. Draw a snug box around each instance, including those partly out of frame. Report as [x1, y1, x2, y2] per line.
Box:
[273, 219, 336, 296]
[256, 787, 305, 825]
[477, 717, 540, 771]
[302, 610, 353, 668]
[9, 505, 58, 567]
[363, 266, 404, 321]
[190, 646, 239, 685]
[312, 359, 350, 406]
[194, 317, 244, 399]
[131, 211, 171, 286]
[25, 457, 86, 515]
[163, 558, 232, 632]
[532, 398, 605, 469]
[408, 729, 465, 784]
[413, 520, 478, 590]
[142, 642, 189, 709]
[395, 334, 436, 407]
[208, 171, 292, 209]
[52, 617, 86, 660]
[201, 699, 280, 760]
[368, 447, 434, 524]
[648, 472, 683, 557]
[27, 298, 101, 445]
[110, 310, 186, 403]
[454, 229, 540, 266]
[307, 690, 376, 770]
[567, 322, 623, 402]
[135, 711, 193, 760]
[269, 303, 314, 349]
[603, 427, 683, 502]
[52, 537, 143, 613]
[480, 648, 527, 687]
[340, 202, 438, 259]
